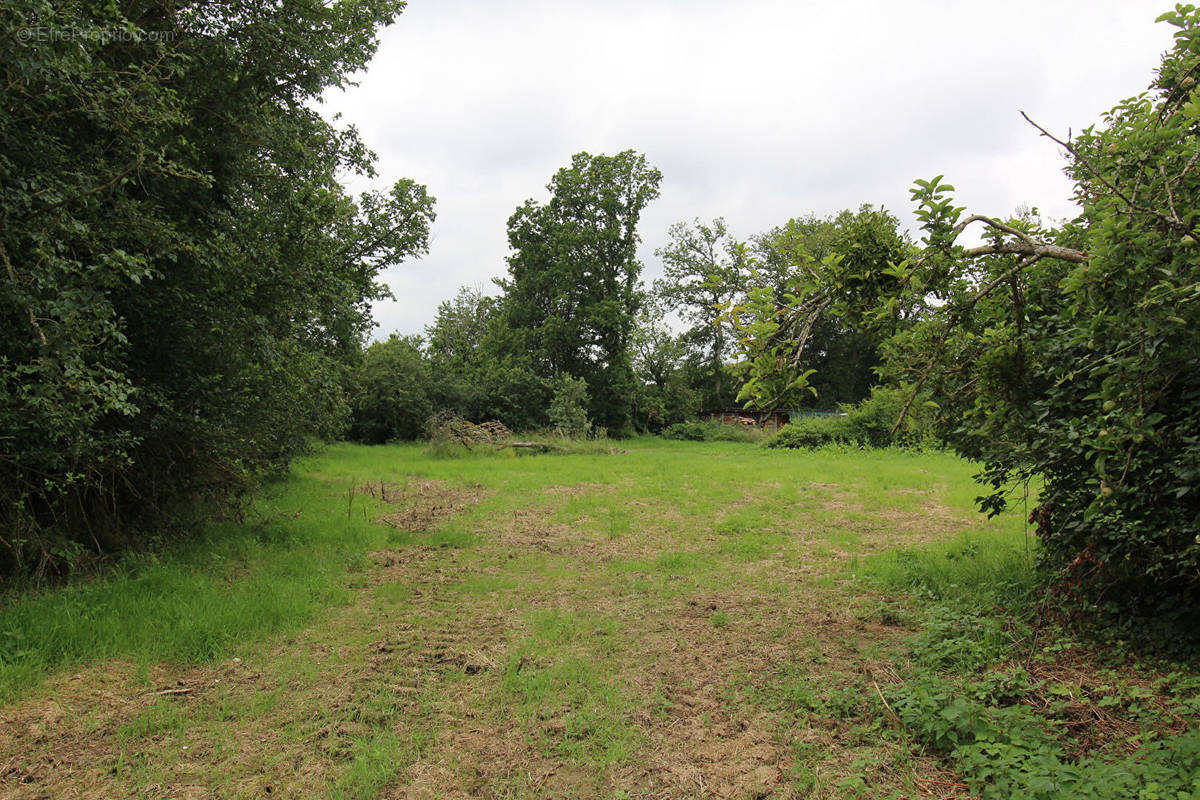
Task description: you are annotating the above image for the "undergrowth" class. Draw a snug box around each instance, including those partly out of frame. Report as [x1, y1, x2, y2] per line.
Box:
[860, 530, 1200, 799]
[660, 420, 764, 442]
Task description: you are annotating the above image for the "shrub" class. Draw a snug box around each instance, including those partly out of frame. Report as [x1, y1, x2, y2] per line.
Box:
[661, 420, 762, 442]
[548, 375, 592, 439]
[765, 386, 939, 450]
[764, 415, 857, 449]
[346, 335, 433, 444]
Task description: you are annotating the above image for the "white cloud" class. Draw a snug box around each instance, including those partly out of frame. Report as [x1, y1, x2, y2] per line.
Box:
[319, 0, 1174, 338]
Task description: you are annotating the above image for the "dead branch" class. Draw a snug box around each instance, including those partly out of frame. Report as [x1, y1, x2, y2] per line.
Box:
[872, 679, 900, 725]
[945, 212, 1087, 262]
[951, 213, 1036, 245]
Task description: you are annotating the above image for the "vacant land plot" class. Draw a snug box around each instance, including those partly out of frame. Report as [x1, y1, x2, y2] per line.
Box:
[1, 439, 1187, 799]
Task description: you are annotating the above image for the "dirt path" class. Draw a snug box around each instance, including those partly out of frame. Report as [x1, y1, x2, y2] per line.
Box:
[1, 458, 979, 799]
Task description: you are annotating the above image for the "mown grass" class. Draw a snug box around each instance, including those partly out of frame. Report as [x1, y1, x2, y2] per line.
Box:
[1, 436, 1194, 799]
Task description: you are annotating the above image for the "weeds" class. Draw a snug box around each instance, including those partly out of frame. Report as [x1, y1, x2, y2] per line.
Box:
[863, 520, 1200, 799]
[661, 420, 765, 442]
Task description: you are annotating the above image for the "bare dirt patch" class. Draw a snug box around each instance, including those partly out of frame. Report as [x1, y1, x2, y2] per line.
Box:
[542, 482, 612, 498]
[360, 477, 488, 531]
[490, 505, 579, 554]
[608, 590, 924, 799]
[488, 501, 665, 562]
[806, 489, 985, 556]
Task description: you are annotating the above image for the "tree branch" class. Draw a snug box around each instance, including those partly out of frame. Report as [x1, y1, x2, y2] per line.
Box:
[892, 254, 1044, 433]
[1020, 110, 1193, 234]
[0, 240, 47, 347]
[961, 241, 1088, 263]
[20, 159, 141, 221]
[950, 214, 1036, 246]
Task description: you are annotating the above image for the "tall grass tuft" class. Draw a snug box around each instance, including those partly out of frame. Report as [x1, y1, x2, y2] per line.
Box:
[857, 528, 1039, 612]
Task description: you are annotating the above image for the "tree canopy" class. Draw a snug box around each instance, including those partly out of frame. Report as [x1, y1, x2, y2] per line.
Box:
[1, 0, 432, 575]
[653, 218, 748, 410]
[498, 150, 662, 434]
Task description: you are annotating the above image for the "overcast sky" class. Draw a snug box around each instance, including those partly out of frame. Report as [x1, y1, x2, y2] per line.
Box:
[319, 0, 1174, 340]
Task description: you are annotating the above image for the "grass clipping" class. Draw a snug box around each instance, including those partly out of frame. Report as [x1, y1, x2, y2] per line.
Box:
[358, 479, 487, 532]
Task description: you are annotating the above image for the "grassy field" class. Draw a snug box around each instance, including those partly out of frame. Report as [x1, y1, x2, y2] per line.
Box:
[1, 438, 1195, 799]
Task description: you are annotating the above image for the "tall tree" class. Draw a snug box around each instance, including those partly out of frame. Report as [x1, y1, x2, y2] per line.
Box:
[653, 218, 748, 409]
[423, 286, 497, 420]
[426, 286, 496, 372]
[1, 1, 432, 575]
[630, 299, 699, 430]
[498, 150, 661, 434]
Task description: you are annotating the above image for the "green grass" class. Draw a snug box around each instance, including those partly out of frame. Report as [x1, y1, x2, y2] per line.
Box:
[1, 437, 1194, 799]
[856, 526, 1039, 609]
[0, 472, 394, 702]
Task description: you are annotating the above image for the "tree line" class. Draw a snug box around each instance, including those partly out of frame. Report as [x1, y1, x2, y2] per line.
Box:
[2, 0, 428, 576]
[346, 193, 905, 443]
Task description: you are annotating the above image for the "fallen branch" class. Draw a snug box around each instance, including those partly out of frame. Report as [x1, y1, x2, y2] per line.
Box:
[872, 678, 901, 725]
[914, 777, 969, 789]
[506, 441, 567, 452]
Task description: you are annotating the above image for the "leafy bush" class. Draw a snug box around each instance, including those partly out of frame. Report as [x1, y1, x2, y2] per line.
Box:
[661, 420, 762, 442]
[866, 526, 1200, 799]
[346, 335, 433, 444]
[890, 7, 1200, 635]
[765, 386, 938, 450]
[764, 415, 857, 449]
[549, 375, 592, 439]
[849, 385, 934, 447]
[726, 7, 1200, 633]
